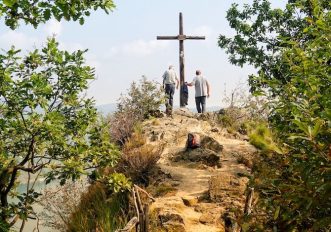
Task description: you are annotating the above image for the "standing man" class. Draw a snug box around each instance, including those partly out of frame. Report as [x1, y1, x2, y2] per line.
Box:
[187, 70, 210, 113]
[162, 65, 179, 115]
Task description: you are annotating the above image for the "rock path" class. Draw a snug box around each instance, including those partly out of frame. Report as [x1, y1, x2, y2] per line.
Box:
[143, 109, 256, 232]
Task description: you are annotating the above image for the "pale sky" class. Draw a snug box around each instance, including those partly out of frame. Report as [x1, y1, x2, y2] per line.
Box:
[0, 0, 286, 108]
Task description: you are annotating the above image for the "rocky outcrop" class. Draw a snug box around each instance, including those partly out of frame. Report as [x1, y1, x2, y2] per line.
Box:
[209, 174, 249, 202]
[182, 196, 198, 207]
[200, 136, 224, 153]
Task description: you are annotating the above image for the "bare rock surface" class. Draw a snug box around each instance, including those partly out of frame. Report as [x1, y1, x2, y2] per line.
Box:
[142, 110, 257, 232]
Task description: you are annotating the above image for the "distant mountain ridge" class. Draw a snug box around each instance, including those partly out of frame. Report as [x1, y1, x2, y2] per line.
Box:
[96, 103, 117, 114]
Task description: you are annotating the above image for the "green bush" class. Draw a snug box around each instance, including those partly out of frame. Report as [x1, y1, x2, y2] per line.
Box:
[110, 77, 165, 145]
[117, 76, 165, 120]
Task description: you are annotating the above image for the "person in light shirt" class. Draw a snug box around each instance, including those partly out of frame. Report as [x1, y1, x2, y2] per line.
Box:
[187, 70, 210, 113]
[162, 65, 179, 114]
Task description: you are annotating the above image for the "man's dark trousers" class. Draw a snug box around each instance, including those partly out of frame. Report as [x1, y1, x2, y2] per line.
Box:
[195, 96, 206, 113]
[165, 84, 175, 110]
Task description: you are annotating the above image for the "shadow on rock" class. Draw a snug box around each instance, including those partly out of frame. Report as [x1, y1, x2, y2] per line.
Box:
[172, 148, 220, 167]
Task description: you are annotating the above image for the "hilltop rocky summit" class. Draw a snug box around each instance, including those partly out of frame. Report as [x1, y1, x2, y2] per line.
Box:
[141, 108, 257, 232]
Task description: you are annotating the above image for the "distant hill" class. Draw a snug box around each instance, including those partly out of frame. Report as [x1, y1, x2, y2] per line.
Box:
[96, 103, 117, 115]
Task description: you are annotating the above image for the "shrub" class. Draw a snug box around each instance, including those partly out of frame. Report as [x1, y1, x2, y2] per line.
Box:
[38, 181, 87, 231]
[218, 83, 268, 133]
[110, 76, 165, 145]
[109, 110, 139, 146]
[67, 183, 130, 232]
[117, 76, 165, 120]
[117, 129, 164, 185]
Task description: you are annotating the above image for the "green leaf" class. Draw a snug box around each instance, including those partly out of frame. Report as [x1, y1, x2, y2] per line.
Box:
[79, 17, 84, 25]
[274, 206, 280, 220]
[293, 119, 309, 135]
[311, 119, 323, 138]
[3, 0, 17, 7]
[43, 9, 51, 20]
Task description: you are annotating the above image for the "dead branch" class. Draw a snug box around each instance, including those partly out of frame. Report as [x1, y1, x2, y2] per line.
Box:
[134, 184, 155, 202]
[115, 217, 139, 232]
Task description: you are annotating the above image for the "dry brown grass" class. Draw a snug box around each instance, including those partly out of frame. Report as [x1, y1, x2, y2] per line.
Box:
[67, 183, 129, 232]
[117, 131, 164, 185]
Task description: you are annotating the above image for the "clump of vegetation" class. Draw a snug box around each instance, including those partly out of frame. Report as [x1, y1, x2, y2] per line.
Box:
[0, 0, 115, 30]
[110, 76, 165, 145]
[218, 83, 268, 134]
[62, 78, 165, 231]
[109, 110, 139, 146]
[67, 183, 130, 232]
[39, 174, 133, 231]
[220, 0, 331, 230]
[38, 181, 87, 231]
[249, 124, 283, 155]
[118, 128, 164, 185]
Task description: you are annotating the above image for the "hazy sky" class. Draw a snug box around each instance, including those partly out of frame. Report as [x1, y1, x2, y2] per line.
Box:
[0, 0, 286, 108]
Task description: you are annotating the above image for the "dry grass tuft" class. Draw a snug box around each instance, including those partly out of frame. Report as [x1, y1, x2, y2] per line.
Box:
[117, 130, 164, 186]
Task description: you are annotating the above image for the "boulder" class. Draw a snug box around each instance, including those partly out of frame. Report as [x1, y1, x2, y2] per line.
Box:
[196, 112, 215, 121]
[199, 212, 215, 224]
[148, 109, 165, 118]
[173, 108, 195, 118]
[237, 155, 253, 168]
[209, 174, 248, 202]
[188, 148, 219, 165]
[162, 222, 186, 232]
[201, 136, 223, 153]
[211, 128, 219, 133]
[181, 196, 198, 207]
[159, 212, 184, 224]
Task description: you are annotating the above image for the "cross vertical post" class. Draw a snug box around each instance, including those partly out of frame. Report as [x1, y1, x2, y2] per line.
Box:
[179, 12, 185, 107]
[157, 12, 205, 107]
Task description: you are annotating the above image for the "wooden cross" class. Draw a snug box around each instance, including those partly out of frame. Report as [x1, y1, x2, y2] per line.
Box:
[157, 12, 205, 107]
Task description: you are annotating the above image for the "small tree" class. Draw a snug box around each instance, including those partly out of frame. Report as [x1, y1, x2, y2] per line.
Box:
[117, 76, 165, 120]
[110, 76, 164, 145]
[0, 38, 120, 230]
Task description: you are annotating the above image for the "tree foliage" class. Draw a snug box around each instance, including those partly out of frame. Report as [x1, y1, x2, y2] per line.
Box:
[219, 0, 330, 93]
[0, 0, 115, 29]
[0, 38, 120, 229]
[117, 76, 165, 120]
[219, 0, 330, 230]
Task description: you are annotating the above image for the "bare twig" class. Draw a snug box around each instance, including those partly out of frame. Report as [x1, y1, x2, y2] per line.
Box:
[134, 185, 155, 202]
[244, 187, 254, 216]
[134, 186, 143, 214]
[132, 188, 140, 219]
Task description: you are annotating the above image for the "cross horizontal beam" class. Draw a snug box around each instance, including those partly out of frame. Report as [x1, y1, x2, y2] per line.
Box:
[186, 36, 205, 40]
[157, 35, 206, 41]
